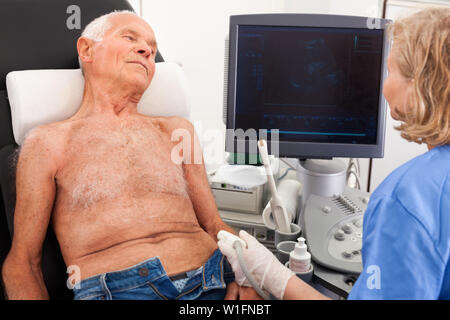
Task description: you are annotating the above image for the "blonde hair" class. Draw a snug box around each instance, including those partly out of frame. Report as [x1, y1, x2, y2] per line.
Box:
[387, 7, 450, 146]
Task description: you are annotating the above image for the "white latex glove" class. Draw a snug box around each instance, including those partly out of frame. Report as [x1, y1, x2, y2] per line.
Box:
[218, 230, 295, 300]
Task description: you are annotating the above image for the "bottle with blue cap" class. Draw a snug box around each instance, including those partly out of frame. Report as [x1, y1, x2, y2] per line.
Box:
[289, 237, 311, 273]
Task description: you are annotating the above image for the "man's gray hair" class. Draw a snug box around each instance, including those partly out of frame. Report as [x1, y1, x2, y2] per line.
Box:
[78, 10, 138, 73]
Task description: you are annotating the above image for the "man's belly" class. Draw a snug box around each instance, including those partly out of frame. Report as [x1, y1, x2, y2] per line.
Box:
[52, 192, 218, 280]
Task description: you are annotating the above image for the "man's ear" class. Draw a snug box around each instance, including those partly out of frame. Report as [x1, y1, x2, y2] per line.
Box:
[77, 37, 94, 65]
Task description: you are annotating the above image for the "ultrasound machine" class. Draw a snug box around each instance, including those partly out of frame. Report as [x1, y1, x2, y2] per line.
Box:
[222, 13, 390, 298]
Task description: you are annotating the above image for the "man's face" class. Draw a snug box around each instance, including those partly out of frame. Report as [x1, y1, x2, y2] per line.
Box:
[87, 14, 158, 92]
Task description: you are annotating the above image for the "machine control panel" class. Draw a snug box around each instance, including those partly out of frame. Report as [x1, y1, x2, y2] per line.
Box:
[303, 187, 369, 274]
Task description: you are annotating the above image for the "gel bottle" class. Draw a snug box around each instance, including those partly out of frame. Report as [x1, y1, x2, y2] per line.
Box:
[289, 237, 311, 273]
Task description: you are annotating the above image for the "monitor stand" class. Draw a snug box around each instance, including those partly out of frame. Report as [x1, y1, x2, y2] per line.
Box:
[296, 158, 347, 211]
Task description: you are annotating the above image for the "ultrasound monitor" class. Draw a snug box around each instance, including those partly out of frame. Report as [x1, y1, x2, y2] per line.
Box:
[224, 14, 391, 159]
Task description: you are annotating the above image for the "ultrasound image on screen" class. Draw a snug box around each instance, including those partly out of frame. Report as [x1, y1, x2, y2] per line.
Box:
[234, 25, 383, 145]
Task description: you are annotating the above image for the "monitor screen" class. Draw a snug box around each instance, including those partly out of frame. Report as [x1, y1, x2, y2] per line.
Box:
[225, 14, 390, 159]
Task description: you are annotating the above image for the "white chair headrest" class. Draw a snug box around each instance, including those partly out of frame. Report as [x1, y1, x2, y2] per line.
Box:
[6, 62, 190, 145]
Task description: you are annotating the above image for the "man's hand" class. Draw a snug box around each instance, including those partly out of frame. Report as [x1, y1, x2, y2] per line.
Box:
[173, 117, 235, 238]
[225, 282, 263, 300]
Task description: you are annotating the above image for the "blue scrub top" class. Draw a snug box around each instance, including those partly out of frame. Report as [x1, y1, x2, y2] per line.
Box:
[348, 145, 450, 300]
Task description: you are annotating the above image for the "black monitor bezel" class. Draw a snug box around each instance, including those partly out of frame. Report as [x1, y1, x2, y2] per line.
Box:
[225, 14, 391, 159]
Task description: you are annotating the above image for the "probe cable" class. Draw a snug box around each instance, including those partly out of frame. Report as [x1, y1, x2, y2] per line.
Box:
[233, 241, 271, 300]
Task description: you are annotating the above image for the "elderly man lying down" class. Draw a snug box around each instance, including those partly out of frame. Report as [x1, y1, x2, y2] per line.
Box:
[2, 11, 256, 300]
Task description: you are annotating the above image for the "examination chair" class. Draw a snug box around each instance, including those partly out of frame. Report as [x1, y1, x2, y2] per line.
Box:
[0, 0, 190, 300]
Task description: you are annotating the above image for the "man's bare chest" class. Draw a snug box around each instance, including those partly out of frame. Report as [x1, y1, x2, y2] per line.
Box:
[55, 121, 189, 209]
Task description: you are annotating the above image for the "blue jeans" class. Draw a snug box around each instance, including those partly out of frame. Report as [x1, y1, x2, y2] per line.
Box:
[73, 249, 235, 300]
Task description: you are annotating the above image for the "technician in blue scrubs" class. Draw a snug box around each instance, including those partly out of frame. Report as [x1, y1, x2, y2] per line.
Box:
[218, 7, 450, 300]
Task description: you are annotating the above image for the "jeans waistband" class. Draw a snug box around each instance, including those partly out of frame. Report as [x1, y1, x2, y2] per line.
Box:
[72, 249, 231, 298]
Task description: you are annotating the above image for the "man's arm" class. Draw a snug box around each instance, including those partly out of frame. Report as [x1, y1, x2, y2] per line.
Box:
[1, 128, 60, 299]
[170, 118, 261, 299]
[174, 119, 234, 239]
